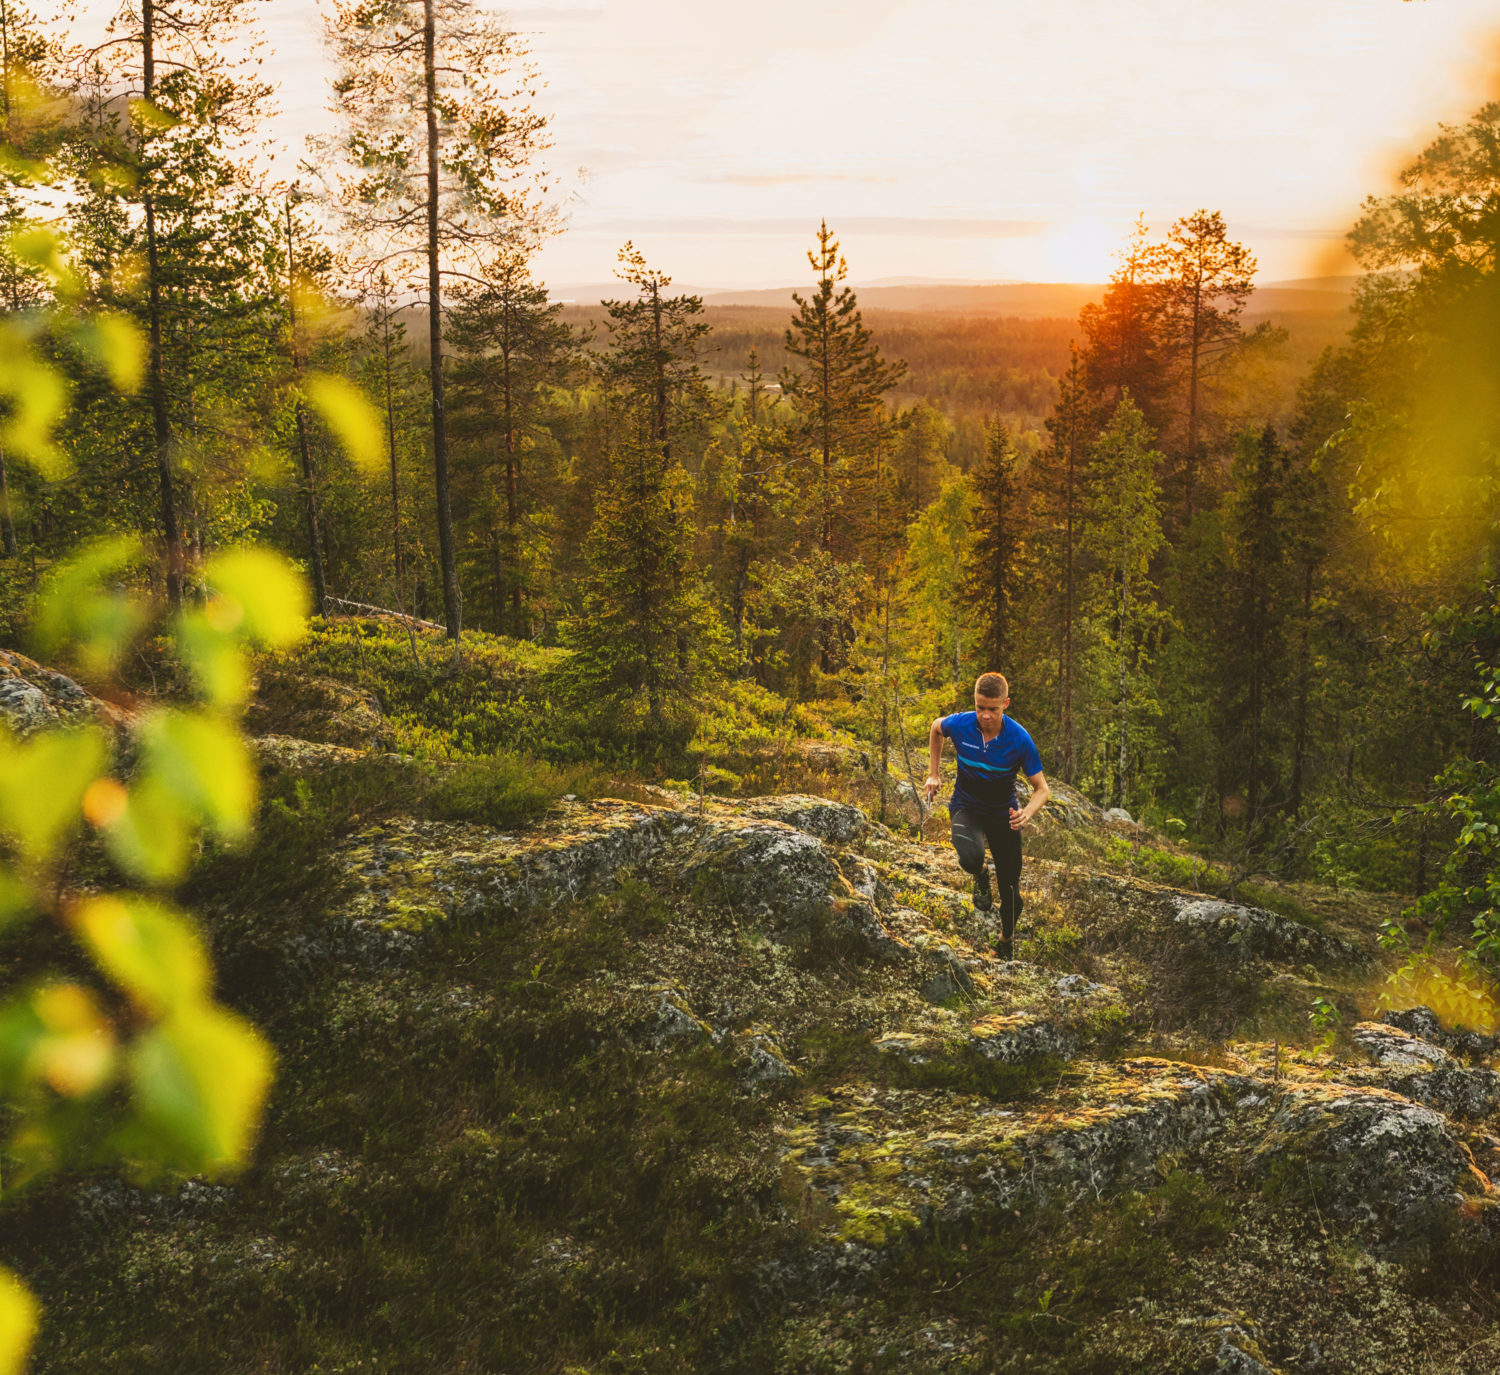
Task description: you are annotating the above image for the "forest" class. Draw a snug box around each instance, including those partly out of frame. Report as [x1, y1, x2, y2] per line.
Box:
[0, 0, 1487, 896]
[1, 0, 1500, 1366]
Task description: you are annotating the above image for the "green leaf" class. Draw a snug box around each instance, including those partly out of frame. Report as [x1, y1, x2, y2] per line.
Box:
[137, 709, 256, 842]
[34, 535, 148, 672]
[74, 894, 209, 1017]
[0, 1266, 38, 1375]
[304, 373, 383, 473]
[129, 1005, 273, 1171]
[7, 225, 79, 298]
[174, 610, 249, 707]
[127, 98, 181, 132]
[0, 334, 70, 478]
[201, 547, 309, 647]
[102, 775, 192, 884]
[0, 726, 107, 865]
[0, 981, 115, 1099]
[71, 312, 145, 393]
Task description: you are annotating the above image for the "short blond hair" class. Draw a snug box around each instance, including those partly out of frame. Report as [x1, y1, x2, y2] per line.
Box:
[975, 672, 1009, 700]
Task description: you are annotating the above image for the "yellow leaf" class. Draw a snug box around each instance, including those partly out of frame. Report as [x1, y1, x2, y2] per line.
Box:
[200, 548, 308, 648]
[304, 373, 383, 473]
[74, 894, 210, 1018]
[7, 225, 78, 298]
[0, 868, 33, 934]
[137, 710, 256, 842]
[130, 1005, 274, 1171]
[103, 775, 192, 884]
[0, 1266, 38, 1375]
[0, 726, 107, 866]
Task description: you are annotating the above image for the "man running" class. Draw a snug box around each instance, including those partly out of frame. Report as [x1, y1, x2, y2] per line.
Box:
[924, 672, 1051, 960]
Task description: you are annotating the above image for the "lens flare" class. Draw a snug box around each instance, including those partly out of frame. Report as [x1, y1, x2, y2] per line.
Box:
[1379, 960, 1500, 1037]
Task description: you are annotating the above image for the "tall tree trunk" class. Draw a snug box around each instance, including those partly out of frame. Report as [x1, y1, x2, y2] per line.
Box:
[382, 311, 404, 584]
[1184, 259, 1203, 523]
[501, 328, 521, 635]
[1062, 391, 1076, 782]
[1117, 556, 1130, 810]
[286, 201, 327, 612]
[424, 0, 460, 640]
[142, 0, 182, 608]
[1289, 560, 1314, 819]
[0, 437, 17, 557]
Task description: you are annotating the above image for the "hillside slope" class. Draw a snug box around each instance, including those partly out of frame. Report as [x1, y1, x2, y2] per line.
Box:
[6, 701, 1500, 1373]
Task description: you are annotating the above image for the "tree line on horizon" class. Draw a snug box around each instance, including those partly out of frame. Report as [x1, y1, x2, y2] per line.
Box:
[0, 0, 1497, 911]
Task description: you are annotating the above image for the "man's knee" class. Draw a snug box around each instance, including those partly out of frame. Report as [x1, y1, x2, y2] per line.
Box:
[950, 816, 986, 874]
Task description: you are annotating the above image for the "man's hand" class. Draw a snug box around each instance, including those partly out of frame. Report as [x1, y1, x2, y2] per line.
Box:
[924, 774, 941, 802]
[1009, 805, 1030, 831]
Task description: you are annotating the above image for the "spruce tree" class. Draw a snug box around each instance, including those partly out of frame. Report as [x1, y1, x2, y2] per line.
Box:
[1081, 395, 1167, 809]
[780, 220, 906, 555]
[448, 248, 583, 635]
[966, 421, 1029, 680]
[565, 247, 723, 726]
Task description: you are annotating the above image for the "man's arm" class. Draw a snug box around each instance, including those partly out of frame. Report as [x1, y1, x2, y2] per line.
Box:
[1010, 771, 1052, 830]
[924, 717, 945, 801]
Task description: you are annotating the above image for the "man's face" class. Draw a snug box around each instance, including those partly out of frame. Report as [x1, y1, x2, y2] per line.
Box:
[974, 693, 1009, 731]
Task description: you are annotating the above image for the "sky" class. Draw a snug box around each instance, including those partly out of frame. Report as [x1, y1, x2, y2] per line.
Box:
[254, 0, 1500, 290]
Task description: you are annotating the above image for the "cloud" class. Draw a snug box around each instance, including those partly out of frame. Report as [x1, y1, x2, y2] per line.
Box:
[697, 174, 899, 187]
[580, 216, 1049, 239]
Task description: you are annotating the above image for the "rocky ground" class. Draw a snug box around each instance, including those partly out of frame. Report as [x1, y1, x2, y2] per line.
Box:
[6, 652, 1500, 1371]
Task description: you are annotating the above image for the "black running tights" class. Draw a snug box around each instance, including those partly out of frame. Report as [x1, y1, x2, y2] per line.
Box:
[950, 807, 1024, 939]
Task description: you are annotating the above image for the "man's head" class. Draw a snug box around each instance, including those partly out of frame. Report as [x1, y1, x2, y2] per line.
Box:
[974, 672, 1010, 730]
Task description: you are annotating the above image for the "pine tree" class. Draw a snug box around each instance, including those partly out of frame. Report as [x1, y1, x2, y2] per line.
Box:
[1153, 209, 1257, 520]
[322, 0, 549, 639]
[780, 219, 906, 555]
[1220, 425, 1292, 832]
[1078, 214, 1171, 433]
[565, 247, 723, 726]
[72, 0, 273, 605]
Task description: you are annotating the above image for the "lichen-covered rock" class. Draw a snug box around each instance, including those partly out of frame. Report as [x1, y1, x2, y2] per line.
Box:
[733, 1029, 797, 1085]
[1381, 1005, 1500, 1061]
[0, 649, 130, 736]
[1171, 896, 1361, 967]
[651, 989, 712, 1045]
[741, 794, 868, 844]
[1246, 1083, 1491, 1223]
[1352, 1020, 1450, 1068]
[1029, 780, 1107, 830]
[968, 1012, 1079, 1064]
[786, 1061, 1251, 1248]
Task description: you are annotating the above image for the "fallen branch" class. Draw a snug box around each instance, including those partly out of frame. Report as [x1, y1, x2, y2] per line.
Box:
[323, 597, 445, 634]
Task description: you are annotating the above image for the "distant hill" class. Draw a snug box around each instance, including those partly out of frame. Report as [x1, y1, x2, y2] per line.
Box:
[550, 275, 1361, 321]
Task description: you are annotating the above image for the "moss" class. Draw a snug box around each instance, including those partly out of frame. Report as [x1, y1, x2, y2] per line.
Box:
[833, 1200, 920, 1248]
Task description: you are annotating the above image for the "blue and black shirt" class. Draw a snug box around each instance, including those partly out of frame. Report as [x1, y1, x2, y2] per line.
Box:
[941, 711, 1044, 817]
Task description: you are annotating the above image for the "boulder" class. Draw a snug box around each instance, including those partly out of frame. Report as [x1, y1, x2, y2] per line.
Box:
[1170, 896, 1362, 967]
[0, 649, 130, 737]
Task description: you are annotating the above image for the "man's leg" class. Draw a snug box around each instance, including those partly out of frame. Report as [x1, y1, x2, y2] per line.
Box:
[991, 817, 1024, 948]
[950, 809, 992, 909]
